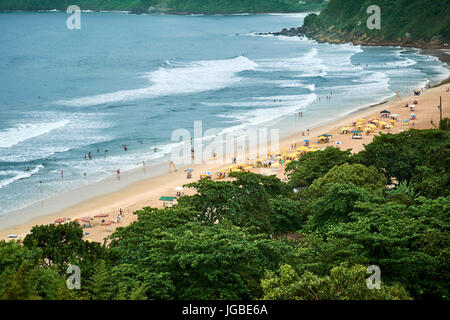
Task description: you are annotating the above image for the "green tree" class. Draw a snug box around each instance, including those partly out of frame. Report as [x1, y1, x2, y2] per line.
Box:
[109, 207, 289, 299]
[286, 147, 352, 187]
[354, 129, 450, 182]
[307, 163, 387, 199]
[261, 264, 412, 300]
[305, 183, 381, 232]
[327, 198, 450, 299]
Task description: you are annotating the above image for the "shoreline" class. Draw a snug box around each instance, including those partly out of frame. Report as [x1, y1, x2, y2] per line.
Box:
[0, 91, 397, 231]
[1, 81, 449, 242]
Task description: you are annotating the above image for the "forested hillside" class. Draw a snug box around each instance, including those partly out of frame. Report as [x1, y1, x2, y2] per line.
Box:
[298, 0, 450, 48]
[0, 0, 327, 13]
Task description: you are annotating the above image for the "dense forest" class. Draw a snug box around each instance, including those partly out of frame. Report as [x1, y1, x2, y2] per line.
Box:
[1, 127, 449, 300]
[0, 0, 327, 13]
[299, 0, 450, 47]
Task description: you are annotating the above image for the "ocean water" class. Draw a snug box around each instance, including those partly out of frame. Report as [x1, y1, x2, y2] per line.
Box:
[0, 11, 449, 217]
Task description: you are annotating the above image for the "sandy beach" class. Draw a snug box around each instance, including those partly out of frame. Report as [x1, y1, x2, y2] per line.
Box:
[1, 82, 449, 243]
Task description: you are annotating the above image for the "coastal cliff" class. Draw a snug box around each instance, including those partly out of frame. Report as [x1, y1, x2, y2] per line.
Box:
[269, 0, 450, 49]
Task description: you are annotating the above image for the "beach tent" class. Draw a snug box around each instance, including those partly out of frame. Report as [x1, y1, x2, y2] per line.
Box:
[159, 196, 176, 207]
[159, 196, 175, 202]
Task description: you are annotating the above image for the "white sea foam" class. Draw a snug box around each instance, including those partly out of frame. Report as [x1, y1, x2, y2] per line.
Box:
[0, 165, 43, 189]
[0, 120, 70, 149]
[57, 56, 258, 107]
[259, 48, 328, 77]
[222, 93, 317, 131]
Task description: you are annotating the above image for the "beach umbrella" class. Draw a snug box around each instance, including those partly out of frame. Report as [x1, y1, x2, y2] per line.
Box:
[101, 220, 115, 226]
[94, 213, 109, 218]
[174, 186, 184, 191]
[8, 234, 18, 239]
[79, 218, 91, 223]
[184, 169, 193, 172]
[336, 141, 342, 145]
[380, 110, 390, 114]
[304, 139, 309, 142]
[54, 218, 65, 224]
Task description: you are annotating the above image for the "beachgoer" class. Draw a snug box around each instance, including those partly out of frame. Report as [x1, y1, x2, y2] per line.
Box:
[88, 152, 92, 160]
[61, 170, 63, 178]
[124, 145, 127, 151]
[154, 147, 157, 152]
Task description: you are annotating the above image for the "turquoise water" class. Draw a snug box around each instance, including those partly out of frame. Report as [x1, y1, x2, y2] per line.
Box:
[0, 11, 449, 216]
